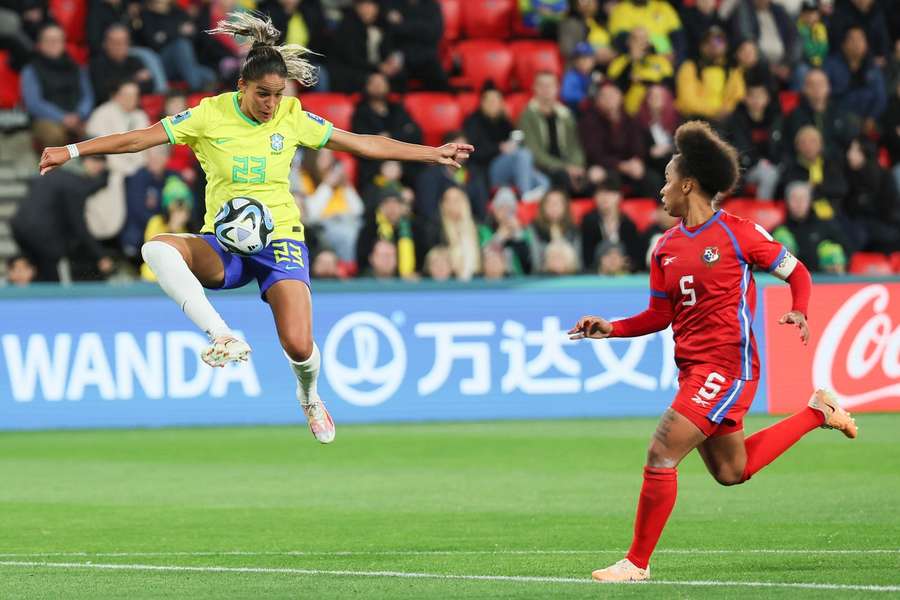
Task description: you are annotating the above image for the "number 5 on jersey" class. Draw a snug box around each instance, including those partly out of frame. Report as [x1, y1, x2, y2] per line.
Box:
[680, 275, 696, 306]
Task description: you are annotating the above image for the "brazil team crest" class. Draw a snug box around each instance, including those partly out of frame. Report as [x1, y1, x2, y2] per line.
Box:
[702, 246, 720, 265]
[270, 133, 284, 153]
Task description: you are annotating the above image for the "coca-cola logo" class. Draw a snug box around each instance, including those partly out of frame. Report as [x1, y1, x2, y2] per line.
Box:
[812, 285, 900, 408]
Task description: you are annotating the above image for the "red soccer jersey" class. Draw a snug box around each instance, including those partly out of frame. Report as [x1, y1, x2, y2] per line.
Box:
[649, 210, 788, 381]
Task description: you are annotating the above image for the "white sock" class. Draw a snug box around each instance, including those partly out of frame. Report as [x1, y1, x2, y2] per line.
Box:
[141, 240, 232, 340]
[286, 343, 320, 405]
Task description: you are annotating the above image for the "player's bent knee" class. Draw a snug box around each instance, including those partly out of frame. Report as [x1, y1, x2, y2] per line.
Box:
[142, 237, 191, 268]
[645, 443, 679, 469]
[281, 335, 313, 363]
[712, 469, 745, 486]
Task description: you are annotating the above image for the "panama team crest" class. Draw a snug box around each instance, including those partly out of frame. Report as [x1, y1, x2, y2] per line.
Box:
[702, 246, 720, 265]
[270, 133, 284, 153]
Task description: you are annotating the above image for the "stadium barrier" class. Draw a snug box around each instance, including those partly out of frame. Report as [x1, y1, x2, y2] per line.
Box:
[0, 277, 896, 430]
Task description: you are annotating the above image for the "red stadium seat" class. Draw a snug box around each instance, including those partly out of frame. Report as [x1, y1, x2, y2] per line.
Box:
[456, 92, 480, 119]
[452, 40, 514, 92]
[570, 198, 595, 225]
[504, 92, 531, 123]
[439, 0, 462, 41]
[333, 152, 358, 186]
[516, 199, 539, 225]
[849, 252, 893, 275]
[722, 198, 786, 231]
[404, 93, 462, 146]
[299, 93, 354, 132]
[779, 90, 800, 116]
[187, 92, 215, 107]
[50, 0, 87, 63]
[462, 0, 513, 39]
[891, 252, 900, 273]
[621, 198, 659, 233]
[0, 51, 20, 109]
[510, 40, 562, 91]
[140, 94, 166, 121]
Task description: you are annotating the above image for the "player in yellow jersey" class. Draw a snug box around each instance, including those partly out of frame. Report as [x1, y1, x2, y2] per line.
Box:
[38, 13, 473, 444]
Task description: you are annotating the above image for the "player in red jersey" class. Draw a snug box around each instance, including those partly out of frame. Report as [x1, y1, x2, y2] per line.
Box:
[569, 121, 857, 583]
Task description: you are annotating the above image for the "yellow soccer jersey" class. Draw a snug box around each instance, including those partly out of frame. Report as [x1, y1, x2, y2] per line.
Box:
[161, 92, 334, 241]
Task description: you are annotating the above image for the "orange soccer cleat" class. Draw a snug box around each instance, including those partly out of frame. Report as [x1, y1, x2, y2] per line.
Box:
[808, 389, 858, 439]
[591, 558, 649, 583]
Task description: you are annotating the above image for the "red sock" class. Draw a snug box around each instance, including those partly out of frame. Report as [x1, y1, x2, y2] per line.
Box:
[741, 407, 825, 481]
[625, 466, 677, 570]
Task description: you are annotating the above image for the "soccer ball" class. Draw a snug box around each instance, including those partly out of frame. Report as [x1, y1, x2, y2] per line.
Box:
[213, 197, 274, 255]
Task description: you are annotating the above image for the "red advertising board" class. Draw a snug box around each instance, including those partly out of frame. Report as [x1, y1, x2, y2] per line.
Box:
[765, 282, 900, 414]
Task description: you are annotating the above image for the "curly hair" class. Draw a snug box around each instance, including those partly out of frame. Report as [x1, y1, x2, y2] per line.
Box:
[673, 120, 740, 199]
[207, 12, 318, 87]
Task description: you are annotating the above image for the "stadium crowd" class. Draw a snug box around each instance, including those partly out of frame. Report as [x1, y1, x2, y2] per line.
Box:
[2, 0, 900, 285]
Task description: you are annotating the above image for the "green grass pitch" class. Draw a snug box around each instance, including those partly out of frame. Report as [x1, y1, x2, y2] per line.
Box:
[0, 414, 898, 599]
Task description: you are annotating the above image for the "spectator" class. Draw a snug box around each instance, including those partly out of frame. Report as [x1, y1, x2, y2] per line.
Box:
[784, 67, 860, 158]
[724, 80, 783, 199]
[139, 175, 193, 280]
[383, 0, 449, 90]
[132, 0, 216, 91]
[356, 189, 421, 279]
[424, 245, 453, 281]
[772, 181, 851, 272]
[729, 0, 800, 86]
[21, 24, 94, 149]
[121, 146, 172, 261]
[828, 0, 889, 64]
[519, 0, 569, 38]
[607, 26, 674, 115]
[882, 77, 900, 192]
[557, 0, 614, 66]
[823, 26, 887, 133]
[518, 72, 588, 196]
[0, 2, 34, 71]
[637, 84, 679, 184]
[643, 204, 679, 268]
[579, 176, 645, 271]
[89, 24, 155, 106]
[680, 0, 725, 60]
[361, 159, 409, 213]
[350, 72, 423, 188]
[294, 148, 364, 261]
[777, 125, 848, 215]
[463, 84, 550, 202]
[262, 0, 329, 54]
[542, 239, 580, 275]
[311, 248, 341, 280]
[367, 238, 398, 279]
[734, 39, 775, 94]
[561, 42, 598, 113]
[608, 0, 683, 59]
[843, 136, 900, 253]
[675, 26, 744, 122]
[596, 241, 630, 275]
[477, 187, 535, 276]
[796, 0, 828, 69]
[481, 245, 508, 280]
[437, 186, 481, 281]
[5, 255, 36, 287]
[579, 83, 661, 197]
[85, 81, 150, 241]
[11, 156, 113, 282]
[528, 188, 581, 272]
[416, 130, 489, 223]
[328, 0, 402, 93]
[86, 0, 135, 55]
[194, 0, 246, 89]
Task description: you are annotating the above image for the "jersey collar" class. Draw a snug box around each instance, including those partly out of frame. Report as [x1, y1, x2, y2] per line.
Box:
[679, 210, 722, 238]
[233, 92, 261, 127]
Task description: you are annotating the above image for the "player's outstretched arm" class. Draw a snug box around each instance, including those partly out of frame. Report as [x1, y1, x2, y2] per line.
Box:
[569, 295, 674, 341]
[568, 316, 613, 340]
[39, 121, 171, 175]
[325, 128, 473, 169]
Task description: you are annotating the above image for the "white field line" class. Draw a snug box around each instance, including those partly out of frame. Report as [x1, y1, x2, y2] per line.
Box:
[0, 548, 897, 558]
[0, 560, 898, 593]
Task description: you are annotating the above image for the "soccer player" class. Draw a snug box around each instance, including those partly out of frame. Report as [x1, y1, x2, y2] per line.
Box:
[38, 13, 473, 445]
[569, 121, 857, 583]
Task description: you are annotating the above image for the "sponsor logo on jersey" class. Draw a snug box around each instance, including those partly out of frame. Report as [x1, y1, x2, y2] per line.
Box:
[662, 256, 678, 266]
[213, 137, 234, 145]
[307, 112, 325, 125]
[171, 110, 191, 124]
[702, 246, 719, 265]
[270, 133, 284, 153]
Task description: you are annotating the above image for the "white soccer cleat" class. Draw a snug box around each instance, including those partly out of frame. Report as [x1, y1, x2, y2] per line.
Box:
[299, 391, 336, 444]
[591, 558, 649, 583]
[808, 389, 857, 439]
[201, 335, 251, 368]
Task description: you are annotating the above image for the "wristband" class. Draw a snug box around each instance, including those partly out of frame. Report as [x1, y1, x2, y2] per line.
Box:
[66, 144, 79, 159]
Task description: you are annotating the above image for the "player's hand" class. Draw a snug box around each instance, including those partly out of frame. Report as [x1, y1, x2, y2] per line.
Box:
[778, 310, 809, 345]
[434, 143, 473, 169]
[568, 316, 613, 340]
[39, 146, 71, 176]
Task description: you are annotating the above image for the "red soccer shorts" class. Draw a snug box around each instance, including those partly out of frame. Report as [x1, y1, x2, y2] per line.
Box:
[671, 369, 759, 437]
